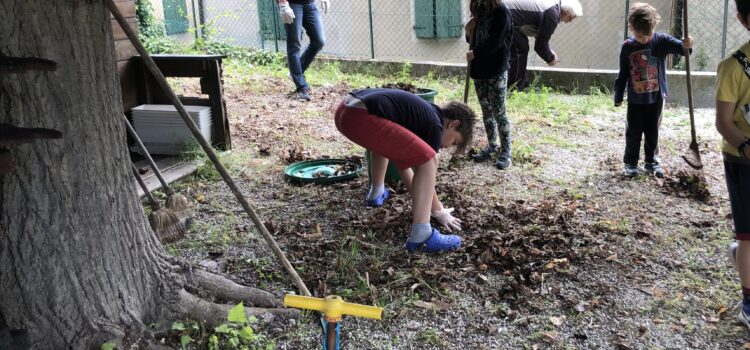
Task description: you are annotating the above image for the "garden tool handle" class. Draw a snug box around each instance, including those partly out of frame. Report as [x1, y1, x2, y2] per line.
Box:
[463, 26, 476, 104]
[120, 114, 174, 195]
[283, 295, 383, 320]
[682, 0, 697, 145]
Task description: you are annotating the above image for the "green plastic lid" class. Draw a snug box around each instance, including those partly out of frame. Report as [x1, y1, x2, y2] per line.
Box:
[284, 158, 364, 184]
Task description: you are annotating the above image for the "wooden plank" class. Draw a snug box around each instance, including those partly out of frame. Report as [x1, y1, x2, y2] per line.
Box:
[112, 0, 137, 19]
[115, 39, 138, 62]
[205, 60, 231, 150]
[118, 61, 139, 112]
[134, 158, 199, 197]
[112, 18, 138, 41]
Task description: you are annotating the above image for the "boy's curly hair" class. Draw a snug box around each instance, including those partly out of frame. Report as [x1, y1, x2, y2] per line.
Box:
[440, 101, 476, 153]
[628, 2, 661, 36]
[737, 0, 750, 25]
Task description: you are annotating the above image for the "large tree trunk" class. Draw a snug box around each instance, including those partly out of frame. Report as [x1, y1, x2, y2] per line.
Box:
[0, 1, 185, 348]
[1, 2, 294, 348]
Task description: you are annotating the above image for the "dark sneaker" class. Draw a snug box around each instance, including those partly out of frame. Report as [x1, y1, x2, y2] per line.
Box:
[624, 164, 639, 177]
[729, 241, 738, 269]
[739, 300, 750, 330]
[471, 146, 498, 162]
[296, 88, 311, 101]
[405, 228, 461, 253]
[644, 162, 665, 178]
[495, 151, 512, 170]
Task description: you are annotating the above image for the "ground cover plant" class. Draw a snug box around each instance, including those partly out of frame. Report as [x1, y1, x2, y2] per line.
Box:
[159, 56, 748, 349]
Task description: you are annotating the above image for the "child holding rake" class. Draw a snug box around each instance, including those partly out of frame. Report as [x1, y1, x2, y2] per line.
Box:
[614, 2, 693, 178]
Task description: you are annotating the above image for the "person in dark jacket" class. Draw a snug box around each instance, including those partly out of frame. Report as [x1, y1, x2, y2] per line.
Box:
[504, 0, 582, 91]
[613, 2, 692, 178]
[465, 0, 514, 169]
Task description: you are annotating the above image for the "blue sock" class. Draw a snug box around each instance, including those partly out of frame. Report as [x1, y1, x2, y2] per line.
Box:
[408, 223, 432, 243]
[367, 184, 384, 200]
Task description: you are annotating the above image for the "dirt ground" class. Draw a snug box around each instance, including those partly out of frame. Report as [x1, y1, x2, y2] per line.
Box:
[165, 70, 747, 349]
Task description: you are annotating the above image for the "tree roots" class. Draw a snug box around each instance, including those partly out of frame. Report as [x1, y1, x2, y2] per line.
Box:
[177, 289, 299, 328]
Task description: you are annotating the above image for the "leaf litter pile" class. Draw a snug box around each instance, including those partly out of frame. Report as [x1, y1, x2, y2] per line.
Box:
[271, 175, 608, 309]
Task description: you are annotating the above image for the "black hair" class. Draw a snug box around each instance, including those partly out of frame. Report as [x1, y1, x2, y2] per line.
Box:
[440, 101, 476, 153]
[738, 0, 750, 24]
[470, 0, 502, 17]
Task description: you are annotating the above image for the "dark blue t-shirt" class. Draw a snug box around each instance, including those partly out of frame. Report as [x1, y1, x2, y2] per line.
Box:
[349, 88, 444, 151]
[614, 32, 687, 105]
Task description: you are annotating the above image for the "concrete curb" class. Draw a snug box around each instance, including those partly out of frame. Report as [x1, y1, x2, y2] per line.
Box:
[318, 57, 716, 108]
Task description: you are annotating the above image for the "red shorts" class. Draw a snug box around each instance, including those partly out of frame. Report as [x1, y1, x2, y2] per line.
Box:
[334, 101, 436, 170]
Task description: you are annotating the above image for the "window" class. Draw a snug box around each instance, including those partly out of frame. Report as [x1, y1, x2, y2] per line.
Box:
[258, 0, 287, 41]
[414, 0, 462, 39]
[163, 0, 189, 35]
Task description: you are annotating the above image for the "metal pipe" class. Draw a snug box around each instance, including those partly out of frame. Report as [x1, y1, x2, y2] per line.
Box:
[623, 0, 631, 41]
[368, 0, 375, 59]
[191, 0, 198, 40]
[271, 0, 280, 52]
[722, 0, 730, 58]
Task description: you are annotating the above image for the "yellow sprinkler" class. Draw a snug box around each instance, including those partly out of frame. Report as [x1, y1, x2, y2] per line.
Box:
[284, 295, 383, 350]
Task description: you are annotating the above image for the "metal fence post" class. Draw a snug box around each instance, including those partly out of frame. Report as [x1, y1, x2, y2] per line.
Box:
[191, 0, 199, 40]
[623, 0, 630, 40]
[368, 0, 375, 59]
[271, 0, 280, 52]
[722, 0, 729, 58]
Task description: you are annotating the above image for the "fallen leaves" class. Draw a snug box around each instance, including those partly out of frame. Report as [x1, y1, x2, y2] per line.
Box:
[549, 316, 565, 326]
[545, 258, 569, 270]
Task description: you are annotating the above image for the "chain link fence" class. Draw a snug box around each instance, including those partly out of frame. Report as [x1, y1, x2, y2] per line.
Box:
[165, 0, 741, 72]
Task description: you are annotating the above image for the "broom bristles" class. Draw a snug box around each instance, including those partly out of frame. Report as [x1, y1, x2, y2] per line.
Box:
[149, 207, 187, 243]
[166, 193, 190, 211]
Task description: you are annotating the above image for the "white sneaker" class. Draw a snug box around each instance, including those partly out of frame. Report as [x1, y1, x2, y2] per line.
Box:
[729, 242, 739, 269]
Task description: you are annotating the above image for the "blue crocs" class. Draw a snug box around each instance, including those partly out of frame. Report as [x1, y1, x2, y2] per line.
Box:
[365, 188, 390, 207]
[406, 228, 461, 253]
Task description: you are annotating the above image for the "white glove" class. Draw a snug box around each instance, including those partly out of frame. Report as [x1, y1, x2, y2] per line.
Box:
[319, 0, 330, 14]
[431, 207, 462, 232]
[279, 2, 295, 25]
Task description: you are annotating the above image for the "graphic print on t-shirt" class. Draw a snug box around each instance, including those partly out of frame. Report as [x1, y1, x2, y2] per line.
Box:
[628, 49, 659, 94]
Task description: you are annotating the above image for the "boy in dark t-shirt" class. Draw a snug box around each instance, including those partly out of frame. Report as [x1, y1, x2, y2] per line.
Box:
[334, 88, 477, 253]
[613, 2, 693, 178]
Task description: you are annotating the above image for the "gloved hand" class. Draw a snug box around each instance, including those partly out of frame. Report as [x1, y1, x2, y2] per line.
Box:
[431, 207, 462, 232]
[319, 0, 330, 14]
[279, 2, 295, 24]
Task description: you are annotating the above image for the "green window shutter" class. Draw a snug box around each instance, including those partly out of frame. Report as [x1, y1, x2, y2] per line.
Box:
[414, 0, 436, 39]
[163, 0, 189, 35]
[258, 0, 286, 41]
[436, 0, 461, 38]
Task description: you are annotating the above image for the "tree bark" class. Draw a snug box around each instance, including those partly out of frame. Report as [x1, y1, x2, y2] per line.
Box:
[0, 1, 185, 348]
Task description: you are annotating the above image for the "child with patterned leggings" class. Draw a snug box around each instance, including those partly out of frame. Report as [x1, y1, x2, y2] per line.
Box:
[335, 88, 476, 253]
[465, 0, 514, 169]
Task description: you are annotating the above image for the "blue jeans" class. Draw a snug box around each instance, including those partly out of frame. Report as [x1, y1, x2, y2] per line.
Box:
[285, 2, 325, 91]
